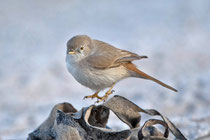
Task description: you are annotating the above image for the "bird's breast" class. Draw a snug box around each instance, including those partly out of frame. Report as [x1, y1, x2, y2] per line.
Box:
[66, 55, 129, 91]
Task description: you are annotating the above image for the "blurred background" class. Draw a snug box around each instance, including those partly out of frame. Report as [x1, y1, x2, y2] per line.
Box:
[0, 0, 210, 139]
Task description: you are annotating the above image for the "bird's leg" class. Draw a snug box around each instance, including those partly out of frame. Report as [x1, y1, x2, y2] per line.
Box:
[83, 91, 102, 100]
[96, 83, 115, 103]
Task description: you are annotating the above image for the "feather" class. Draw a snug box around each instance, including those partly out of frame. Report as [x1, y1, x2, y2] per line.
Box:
[123, 63, 178, 92]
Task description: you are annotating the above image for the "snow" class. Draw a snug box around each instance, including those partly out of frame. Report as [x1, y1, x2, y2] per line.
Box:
[0, 0, 210, 139]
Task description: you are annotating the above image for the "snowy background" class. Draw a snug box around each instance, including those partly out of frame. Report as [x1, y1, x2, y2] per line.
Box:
[0, 0, 210, 139]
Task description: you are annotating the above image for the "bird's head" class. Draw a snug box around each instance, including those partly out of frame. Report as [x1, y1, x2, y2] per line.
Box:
[66, 35, 93, 61]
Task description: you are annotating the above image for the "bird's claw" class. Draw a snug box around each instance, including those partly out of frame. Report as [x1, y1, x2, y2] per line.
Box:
[83, 92, 101, 100]
[84, 87, 115, 103]
[95, 95, 109, 103]
[83, 95, 94, 100]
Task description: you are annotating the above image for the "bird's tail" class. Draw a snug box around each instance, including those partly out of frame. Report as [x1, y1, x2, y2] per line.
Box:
[123, 63, 178, 92]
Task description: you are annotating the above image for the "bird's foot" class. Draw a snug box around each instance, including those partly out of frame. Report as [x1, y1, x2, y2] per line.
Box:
[95, 90, 115, 103]
[83, 91, 101, 100]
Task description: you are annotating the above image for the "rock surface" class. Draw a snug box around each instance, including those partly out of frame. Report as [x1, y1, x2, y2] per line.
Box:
[28, 95, 187, 140]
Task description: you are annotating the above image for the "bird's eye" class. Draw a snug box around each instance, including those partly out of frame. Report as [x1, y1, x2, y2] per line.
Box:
[80, 46, 84, 50]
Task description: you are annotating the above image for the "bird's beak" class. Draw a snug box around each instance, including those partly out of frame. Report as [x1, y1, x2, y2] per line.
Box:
[68, 51, 76, 55]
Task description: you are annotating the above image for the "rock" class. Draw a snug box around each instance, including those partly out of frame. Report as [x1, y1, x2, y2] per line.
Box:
[28, 95, 187, 140]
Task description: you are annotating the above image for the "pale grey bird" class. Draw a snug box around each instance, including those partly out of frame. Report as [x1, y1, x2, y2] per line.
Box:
[66, 35, 177, 102]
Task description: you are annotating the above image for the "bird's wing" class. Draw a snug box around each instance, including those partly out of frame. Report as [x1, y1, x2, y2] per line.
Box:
[86, 40, 147, 69]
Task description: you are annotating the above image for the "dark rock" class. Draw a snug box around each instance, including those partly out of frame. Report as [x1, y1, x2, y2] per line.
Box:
[28, 95, 187, 140]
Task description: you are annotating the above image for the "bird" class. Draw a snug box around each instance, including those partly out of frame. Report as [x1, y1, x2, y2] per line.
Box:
[66, 35, 177, 103]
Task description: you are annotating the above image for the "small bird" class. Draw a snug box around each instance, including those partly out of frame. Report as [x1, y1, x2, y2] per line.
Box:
[66, 35, 177, 102]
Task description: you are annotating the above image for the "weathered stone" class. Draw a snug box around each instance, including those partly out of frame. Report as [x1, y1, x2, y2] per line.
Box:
[28, 95, 186, 140]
